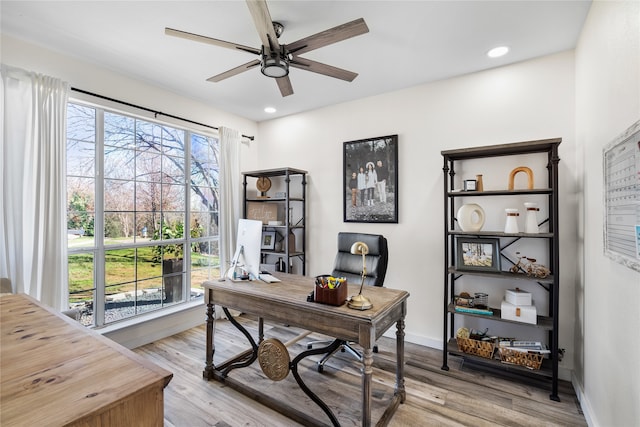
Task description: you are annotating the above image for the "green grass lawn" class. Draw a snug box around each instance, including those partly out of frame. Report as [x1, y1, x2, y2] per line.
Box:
[68, 244, 219, 303]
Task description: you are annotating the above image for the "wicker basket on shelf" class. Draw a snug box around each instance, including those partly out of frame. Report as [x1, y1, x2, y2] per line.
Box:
[456, 337, 496, 359]
[499, 348, 544, 370]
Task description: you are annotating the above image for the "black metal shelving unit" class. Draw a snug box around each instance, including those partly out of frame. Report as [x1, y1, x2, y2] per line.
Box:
[441, 138, 562, 401]
[242, 167, 307, 275]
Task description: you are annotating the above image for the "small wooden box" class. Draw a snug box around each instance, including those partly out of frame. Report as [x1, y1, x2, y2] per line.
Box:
[314, 283, 348, 306]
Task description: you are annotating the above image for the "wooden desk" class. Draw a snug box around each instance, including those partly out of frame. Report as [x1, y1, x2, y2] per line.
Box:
[203, 274, 409, 427]
[0, 294, 172, 426]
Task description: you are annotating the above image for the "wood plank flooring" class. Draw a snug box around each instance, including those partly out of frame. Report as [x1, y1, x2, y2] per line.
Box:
[134, 315, 586, 426]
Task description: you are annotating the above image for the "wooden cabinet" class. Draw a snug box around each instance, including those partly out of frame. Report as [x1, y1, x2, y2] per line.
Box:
[441, 139, 561, 401]
[242, 168, 307, 275]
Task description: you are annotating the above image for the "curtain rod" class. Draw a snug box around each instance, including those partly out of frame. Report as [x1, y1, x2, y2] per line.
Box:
[70, 87, 254, 141]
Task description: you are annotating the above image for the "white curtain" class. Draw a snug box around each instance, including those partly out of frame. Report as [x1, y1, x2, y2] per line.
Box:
[0, 64, 69, 310]
[218, 126, 242, 277]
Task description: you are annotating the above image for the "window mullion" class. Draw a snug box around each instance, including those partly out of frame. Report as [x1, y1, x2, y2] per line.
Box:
[94, 108, 106, 327]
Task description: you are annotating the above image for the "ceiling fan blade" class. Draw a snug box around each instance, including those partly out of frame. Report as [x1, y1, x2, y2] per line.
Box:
[206, 60, 261, 82]
[246, 0, 280, 52]
[290, 57, 358, 82]
[287, 18, 369, 56]
[276, 76, 293, 97]
[165, 27, 260, 55]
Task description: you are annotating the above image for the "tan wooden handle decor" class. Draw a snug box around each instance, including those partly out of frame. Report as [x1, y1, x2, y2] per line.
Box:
[508, 166, 534, 190]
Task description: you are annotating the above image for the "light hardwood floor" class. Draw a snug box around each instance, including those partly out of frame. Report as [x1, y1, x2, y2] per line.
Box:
[134, 315, 586, 426]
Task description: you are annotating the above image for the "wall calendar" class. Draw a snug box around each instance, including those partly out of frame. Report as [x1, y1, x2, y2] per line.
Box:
[603, 119, 640, 273]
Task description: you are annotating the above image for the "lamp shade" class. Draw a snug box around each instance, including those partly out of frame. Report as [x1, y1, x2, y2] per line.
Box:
[350, 241, 369, 256]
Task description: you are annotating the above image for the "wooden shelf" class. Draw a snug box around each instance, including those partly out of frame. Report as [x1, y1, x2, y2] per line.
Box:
[446, 338, 554, 379]
[447, 303, 553, 329]
[447, 266, 555, 284]
[448, 230, 554, 238]
[448, 188, 553, 197]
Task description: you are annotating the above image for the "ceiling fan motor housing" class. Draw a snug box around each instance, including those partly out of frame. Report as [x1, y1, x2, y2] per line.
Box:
[261, 45, 290, 78]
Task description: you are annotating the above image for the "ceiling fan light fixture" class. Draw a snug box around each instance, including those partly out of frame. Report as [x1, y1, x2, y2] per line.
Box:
[261, 46, 289, 78]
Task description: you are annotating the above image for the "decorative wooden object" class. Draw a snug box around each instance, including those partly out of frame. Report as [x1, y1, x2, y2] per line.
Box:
[508, 166, 534, 190]
[0, 294, 172, 427]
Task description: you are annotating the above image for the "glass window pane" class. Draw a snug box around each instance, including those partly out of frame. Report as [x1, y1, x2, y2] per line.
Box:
[163, 154, 185, 184]
[191, 186, 218, 212]
[136, 181, 161, 212]
[68, 251, 94, 306]
[104, 179, 134, 211]
[105, 249, 136, 285]
[67, 104, 95, 142]
[104, 147, 135, 180]
[135, 212, 156, 242]
[104, 112, 135, 148]
[162, 126, 185, 156]
[137, 246, 161, 280]
[162, 256, 184, 304]
[137, 278, 163, 315]
[137, 121, 163, 150]
[67, 141, 95, 177]
[162, 184, 185, 211]
[105, 212, 135, 244]
[136, 151, 162, 182]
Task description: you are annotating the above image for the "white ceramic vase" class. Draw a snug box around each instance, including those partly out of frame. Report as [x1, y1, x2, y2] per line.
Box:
[504, 208, 520, 233]
[457, 203, 486, 232]
[524, 202, 539, 234]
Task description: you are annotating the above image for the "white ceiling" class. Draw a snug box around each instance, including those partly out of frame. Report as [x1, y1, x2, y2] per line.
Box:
[1, 1, 591, 122]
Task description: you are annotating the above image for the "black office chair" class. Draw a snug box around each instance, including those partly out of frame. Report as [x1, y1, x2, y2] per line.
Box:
[308, 232, 388, 372]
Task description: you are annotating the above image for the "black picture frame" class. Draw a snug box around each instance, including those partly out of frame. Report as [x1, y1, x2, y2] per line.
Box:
[343, 134, 398, 223]
[261, 231, 276, 250]
[455, 237, 501, 272]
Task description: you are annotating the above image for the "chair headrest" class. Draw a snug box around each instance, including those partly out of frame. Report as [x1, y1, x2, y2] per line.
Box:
[337, 232, 386, 256]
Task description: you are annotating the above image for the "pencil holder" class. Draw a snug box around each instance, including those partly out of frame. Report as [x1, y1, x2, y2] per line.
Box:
[314, 275, 348, 306]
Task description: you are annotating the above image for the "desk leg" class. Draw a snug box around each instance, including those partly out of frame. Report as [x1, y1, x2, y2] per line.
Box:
[362, 347, 373, 427]
[396, 318, 406, 403]
[203, 300, 215, 380]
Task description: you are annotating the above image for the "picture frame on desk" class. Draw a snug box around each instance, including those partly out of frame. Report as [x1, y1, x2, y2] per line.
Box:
[455, 237, 501, 272]
[261, 231, 276, 250]
[343, 134, 398, 223]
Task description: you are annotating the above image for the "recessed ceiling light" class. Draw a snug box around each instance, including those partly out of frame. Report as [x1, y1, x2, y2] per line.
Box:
[487, 46, 509, 58]
[264, 107, 277, 113]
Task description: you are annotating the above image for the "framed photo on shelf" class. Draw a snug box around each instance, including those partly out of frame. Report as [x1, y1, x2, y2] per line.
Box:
[456, 237, 501, 272]
[261, 231, 276, 250]
[343, 134, 398, 223]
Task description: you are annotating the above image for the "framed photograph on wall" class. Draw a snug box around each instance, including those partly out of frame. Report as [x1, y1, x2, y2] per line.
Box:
[343, 134, 398, 223]
[261, 231, 276, 250]
[455, 237, 501, 272]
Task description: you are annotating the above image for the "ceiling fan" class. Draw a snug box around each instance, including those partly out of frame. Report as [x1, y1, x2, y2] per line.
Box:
[165, 0, 369, 97]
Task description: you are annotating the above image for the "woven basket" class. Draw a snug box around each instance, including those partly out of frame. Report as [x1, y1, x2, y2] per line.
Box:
[457, 337, 496, 359]
[499, 348, 544, 370]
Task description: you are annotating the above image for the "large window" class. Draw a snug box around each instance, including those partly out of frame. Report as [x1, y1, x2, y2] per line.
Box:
[66, 102, 221, 326]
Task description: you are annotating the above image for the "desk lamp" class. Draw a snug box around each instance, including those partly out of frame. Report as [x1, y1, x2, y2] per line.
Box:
[347, 241, 373, 310]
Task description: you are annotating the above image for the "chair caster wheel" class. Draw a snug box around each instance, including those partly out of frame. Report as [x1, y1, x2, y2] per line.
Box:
[318, 364, 324, 373]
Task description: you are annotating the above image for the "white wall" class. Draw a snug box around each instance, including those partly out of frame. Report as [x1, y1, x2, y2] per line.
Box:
[575, 2, 640, 426]
[258, 51, 578, 378]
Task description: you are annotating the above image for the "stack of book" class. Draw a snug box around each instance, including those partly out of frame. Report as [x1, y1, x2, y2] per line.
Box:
[498, 340, 550, 354]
